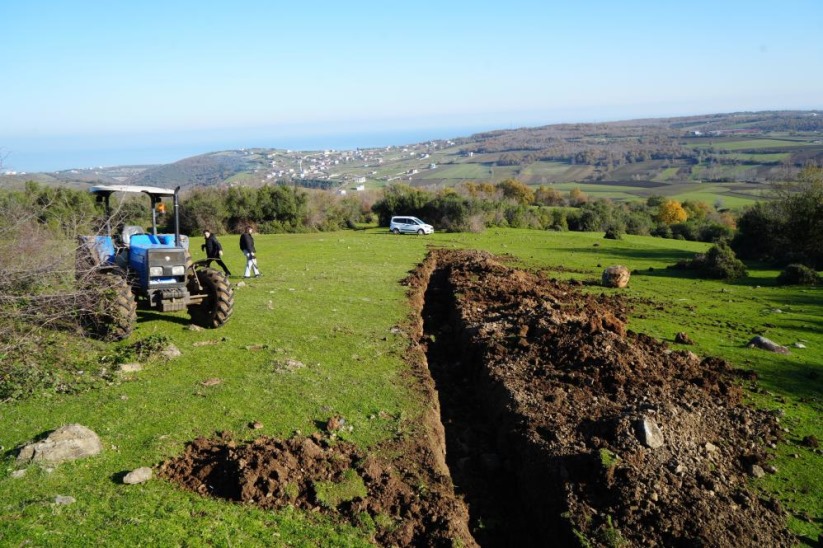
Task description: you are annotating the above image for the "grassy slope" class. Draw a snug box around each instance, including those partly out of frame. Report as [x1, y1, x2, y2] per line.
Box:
[1, 229, 820, 545]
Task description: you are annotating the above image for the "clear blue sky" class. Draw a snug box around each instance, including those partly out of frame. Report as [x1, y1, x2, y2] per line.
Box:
[2, 0, 822, 171]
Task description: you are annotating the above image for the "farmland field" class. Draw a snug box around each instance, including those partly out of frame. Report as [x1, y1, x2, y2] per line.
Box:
[419, 162, 492, 180]
[688, 138, 819, 151]
[516, 161, 578, 183]
[724, 152, 792, 163]
[1, 229, 820, 545]
[653, 166, 681, 181]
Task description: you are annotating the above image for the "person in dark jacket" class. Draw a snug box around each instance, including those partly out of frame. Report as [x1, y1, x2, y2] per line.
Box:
[240, 226, 260, 278]
[202, 230, 231, 276]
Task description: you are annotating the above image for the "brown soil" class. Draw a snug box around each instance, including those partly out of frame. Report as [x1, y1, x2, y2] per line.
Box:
[158, 431, 473, 546]
[159, 249, 792, 547]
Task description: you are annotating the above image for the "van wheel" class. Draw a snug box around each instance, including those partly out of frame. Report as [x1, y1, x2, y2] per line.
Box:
[417, 229, 424, 235]
[392, 228, 400, 234]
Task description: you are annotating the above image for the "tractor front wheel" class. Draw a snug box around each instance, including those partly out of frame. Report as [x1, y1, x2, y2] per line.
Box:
[82, 272, 137, 341]
[187, 268, 234, 328]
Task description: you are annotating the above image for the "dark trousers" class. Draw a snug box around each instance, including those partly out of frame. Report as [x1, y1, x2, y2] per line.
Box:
[209, 258, 232, 276]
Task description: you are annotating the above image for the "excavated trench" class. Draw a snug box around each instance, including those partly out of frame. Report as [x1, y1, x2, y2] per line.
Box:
[421, 262, 561, 545]
[160, 249, 793, 547]
[413, 249, 792, 547]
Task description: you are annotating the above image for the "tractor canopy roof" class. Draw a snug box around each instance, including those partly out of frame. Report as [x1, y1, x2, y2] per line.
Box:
[89, 184, 177, 198]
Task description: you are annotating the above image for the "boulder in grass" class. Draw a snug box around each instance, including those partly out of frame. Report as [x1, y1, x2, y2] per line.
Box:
[675, 332, 695, 345]
[747, 336, 790, 354]
[602, 265, 631, 288]
[17, 424, 102, 464]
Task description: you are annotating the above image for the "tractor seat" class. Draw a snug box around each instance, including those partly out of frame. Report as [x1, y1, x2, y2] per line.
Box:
[122, 225, 145, 246]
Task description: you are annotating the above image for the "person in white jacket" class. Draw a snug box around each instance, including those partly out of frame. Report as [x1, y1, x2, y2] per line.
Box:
[240, 226, 261, 278]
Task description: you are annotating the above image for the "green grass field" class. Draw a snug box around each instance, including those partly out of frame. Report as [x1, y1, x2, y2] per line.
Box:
[1, 229, 820, 545]
[653, 167, 681, 182]
[539, 182, 641, 200]
[532, 180, 763, 209]
[688, 139, 817, 151]
[724, 152, 791, 163]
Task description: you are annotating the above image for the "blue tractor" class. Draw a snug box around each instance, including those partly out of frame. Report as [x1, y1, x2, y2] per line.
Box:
[77, 184, 234, 340]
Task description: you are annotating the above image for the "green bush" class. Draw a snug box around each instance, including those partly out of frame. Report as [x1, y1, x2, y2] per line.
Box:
[371, 185, 433, 226]
[651, 223, 672, 238]
[549, 208, 568, 231]
[670, 222, 699, 241]
[777, 264, 820, 286]
[697, 223, 733, 243]
[624, 210, 653, 236]
[703, 243, 747, 279]
[670, 242, 747, 280]
[603, 224, 624, 240]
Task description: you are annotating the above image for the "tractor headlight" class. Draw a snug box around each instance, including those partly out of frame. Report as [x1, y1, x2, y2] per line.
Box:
[149, 266, 164, 277]
[171, 265, 185, 276]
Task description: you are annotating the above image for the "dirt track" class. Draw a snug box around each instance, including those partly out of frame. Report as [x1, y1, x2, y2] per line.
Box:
[160, 249, 791, 546]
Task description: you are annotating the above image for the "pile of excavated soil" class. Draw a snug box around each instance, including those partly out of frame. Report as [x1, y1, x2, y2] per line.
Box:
[416, 249, 792, 546]
[159, 248, 792, 547]
[159, 432, 474, 546]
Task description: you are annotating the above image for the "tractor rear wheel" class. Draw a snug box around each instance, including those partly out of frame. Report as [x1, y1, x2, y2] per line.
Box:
[187, 268, 234, 328]
[82, 272, 137, 341]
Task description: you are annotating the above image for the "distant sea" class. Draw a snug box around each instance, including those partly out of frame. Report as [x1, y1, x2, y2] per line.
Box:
[5, 125, 498, 174]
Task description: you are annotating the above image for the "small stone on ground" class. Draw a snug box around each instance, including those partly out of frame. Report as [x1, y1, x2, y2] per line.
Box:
[123, 467, 153, 485]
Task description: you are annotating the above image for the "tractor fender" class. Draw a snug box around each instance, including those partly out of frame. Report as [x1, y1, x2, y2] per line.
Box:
[191, 258, 221, 272]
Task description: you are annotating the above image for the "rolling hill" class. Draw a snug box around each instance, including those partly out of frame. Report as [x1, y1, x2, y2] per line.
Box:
[3, 111, 822, 207]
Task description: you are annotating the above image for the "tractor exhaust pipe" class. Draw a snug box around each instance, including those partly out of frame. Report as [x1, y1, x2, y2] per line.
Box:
[174, 186, 181, 247]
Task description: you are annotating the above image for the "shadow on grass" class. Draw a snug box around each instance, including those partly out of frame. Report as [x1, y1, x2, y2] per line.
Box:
[630, 266, 822, 294]
[110, 470, 129, 484]
[136, 310, 191, 327]
[3, 428, 55, 460]
[566, 246, 698, 264]
[758, 288, 823, 310]
[779, 321, 823, 337]
[753, 360, 822, 404]
[712, 343, 823, 403]
[628, 266, 710, 282]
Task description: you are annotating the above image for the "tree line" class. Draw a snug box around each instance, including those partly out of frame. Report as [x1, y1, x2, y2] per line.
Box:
[370, 179, 736, 244]
[3, 166, 820, 269]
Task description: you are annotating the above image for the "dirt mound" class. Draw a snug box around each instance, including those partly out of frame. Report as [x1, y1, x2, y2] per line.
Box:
[418, 249, 791, 546]
[159, 249, 792, 547]
[158, 431, 474, 546]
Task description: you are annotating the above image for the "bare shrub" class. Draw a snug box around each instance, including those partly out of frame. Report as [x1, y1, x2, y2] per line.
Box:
[466, 213, 486, 233]
[0, 191, 132, 353]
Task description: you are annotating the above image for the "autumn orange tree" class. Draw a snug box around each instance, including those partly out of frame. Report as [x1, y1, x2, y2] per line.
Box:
[656, 199, 688, 225]
[569, 187, 589, 206]
[496, 179, 534, 204]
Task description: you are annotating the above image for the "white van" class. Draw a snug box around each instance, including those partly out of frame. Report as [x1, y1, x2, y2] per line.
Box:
[389, 216, 434, 235]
